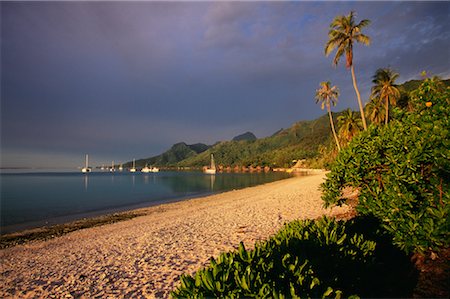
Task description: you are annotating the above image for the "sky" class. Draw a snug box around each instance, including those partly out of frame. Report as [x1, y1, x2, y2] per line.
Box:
[1, 1, 449, 168]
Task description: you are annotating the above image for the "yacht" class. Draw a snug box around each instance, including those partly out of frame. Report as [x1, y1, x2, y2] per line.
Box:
[203, 154, 216, 174]
[81, 154, 92, 173]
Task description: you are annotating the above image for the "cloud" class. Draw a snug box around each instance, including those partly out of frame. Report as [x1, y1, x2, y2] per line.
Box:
[1, 1, 449, 168]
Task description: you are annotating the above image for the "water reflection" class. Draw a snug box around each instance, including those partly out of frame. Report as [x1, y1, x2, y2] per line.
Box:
[2, 171, 292, 232]
[84, 175, 89, 191]
[210, 174, 215, 191]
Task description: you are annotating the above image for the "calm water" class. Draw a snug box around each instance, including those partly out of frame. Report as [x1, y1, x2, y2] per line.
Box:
[0, 170, 291, 233]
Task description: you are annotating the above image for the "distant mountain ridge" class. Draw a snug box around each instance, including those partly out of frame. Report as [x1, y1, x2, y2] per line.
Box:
[126, 78, 450, 169]
[127, 112, 336, 168]
[126, 142, 210, 168]
[232, 132, 257, 141]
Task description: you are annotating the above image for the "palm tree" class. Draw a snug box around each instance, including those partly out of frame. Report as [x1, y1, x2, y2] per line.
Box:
[325, 11, 371, 131]
[365, 96, 385, 125]
[337, 108, 362, 144]
[371, 68, 400, 125]
[315, 81, 341, 151]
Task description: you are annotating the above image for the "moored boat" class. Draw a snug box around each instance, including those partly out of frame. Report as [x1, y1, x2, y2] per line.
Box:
[130, 159, 136, 173]
[203, 154, 216, 174]
[81, 154, 92, 173]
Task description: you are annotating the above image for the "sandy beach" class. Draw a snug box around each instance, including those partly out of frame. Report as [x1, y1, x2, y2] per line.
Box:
[0, 173, 351, 298]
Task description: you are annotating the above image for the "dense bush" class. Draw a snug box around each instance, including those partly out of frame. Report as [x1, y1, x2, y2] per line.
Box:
[322, 78, 450, 254]
[172, 216, 416, 298]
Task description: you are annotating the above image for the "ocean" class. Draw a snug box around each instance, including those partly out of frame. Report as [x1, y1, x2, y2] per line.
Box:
[0, 170, 292, 234]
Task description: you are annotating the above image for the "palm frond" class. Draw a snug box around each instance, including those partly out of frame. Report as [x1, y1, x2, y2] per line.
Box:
[354, 34, 371, 46]
[357, 19, 371, 29]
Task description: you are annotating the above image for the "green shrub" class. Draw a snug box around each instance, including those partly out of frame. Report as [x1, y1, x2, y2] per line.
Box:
[322, 78, 450, 254]
[172, 216, 416, 298]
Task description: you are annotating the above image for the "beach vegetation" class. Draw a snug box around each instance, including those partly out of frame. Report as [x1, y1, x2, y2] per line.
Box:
[315, 81, 341, 151]
[370, 68, 401, 125]
[364, 96, 385, 125]
[337, 108, 362, 145]
[322, 77, 450, 254]
[172, 216, 416, 298]
[325, 11, 371, 130]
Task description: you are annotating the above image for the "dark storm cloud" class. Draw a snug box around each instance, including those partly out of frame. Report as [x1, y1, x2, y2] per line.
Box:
[1, 1, 449, 168]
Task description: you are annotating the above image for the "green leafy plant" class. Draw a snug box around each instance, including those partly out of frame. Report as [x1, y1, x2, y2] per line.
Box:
[172, 216, 416, 298]
[322, 78, 450, 254]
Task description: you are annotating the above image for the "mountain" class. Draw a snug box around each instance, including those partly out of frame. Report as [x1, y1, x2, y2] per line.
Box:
[125, 142, 209, 168]
[232, 132, 257, 141]
[177, 112, 337, 168]
[127, 111, 338, 168]
[127, 77, 449, 169]
[400, 78, 450, 93]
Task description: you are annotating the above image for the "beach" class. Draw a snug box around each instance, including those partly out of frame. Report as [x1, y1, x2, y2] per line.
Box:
[0, 173, 351, 298]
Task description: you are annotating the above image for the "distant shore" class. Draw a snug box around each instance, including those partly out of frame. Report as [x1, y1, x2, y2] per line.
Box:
[0, 173, 352, 298]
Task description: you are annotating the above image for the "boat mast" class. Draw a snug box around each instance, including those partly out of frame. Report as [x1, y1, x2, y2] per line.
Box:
[211, 154, 216, 170]
[86, 154, 89, 168]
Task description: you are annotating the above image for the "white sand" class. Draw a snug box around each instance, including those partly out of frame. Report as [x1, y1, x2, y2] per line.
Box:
[0, 173, 351, 298]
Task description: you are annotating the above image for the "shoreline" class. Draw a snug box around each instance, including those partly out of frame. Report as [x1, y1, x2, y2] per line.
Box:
[1, 170, 293, 235]
[0, 173, 351, 298]
[1, 171, 297, 238]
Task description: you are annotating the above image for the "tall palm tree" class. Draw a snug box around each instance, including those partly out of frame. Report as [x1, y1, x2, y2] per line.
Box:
[371, 68, 400, 125]
[325, 11, 371, 131]
[365, 96, 385, 125]
[337, 108, 362, 144]
[315, 81, 341, 151]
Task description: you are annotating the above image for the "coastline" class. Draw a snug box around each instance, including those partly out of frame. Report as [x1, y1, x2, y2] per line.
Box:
[0, 173, 352, 298]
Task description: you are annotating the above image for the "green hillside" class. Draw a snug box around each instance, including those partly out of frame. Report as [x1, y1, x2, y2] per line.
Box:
[400, 78, 450, 93]
[177, 112, 337, 168]
[125, 142, 209, 168]
[127, 78, 449, 169]
[232, 131, 257, 141]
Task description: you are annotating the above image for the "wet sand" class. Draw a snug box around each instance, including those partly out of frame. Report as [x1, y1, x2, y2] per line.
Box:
[0, 173, 351, 298]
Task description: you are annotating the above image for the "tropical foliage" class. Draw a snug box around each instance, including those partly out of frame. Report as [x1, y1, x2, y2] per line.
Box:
[365, 96, 385, 125]
[315, 81, 341, 151]
[172, 217, 416, 298]
[337, 108, 362, 145]
[371, 68, 401, 124]
[176, 113, 338, 168]
[322, 78, 450, 254]
[325, 11, 371, 130]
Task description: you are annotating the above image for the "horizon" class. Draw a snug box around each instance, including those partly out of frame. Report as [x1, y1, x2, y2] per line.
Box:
[1, 1, 449, 168]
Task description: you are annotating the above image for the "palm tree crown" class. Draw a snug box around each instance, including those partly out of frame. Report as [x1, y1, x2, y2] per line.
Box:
[325, 11, 371, 131]
[365, 96, 385, 125]
[337, 108, 362, 144]
[371, 68, 401, 124]
[325, 11, 371, 68]
[315, 81, 339, 109]
[315, 81, 341, 151]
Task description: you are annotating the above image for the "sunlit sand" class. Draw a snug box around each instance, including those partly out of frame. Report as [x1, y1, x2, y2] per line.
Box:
[0, 173, 351, 298]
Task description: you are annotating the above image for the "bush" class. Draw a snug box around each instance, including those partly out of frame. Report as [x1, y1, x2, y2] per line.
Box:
[322, 78, 450, 254]
[172, 216, 416, 298]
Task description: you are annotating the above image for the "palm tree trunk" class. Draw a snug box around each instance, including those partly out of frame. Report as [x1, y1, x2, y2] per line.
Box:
[350, 65, 368, 130]
[385, 95, 389, 125]
[328, 107, 341, 151]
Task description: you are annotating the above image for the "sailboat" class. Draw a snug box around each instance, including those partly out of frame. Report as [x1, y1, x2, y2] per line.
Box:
[141, 164, 151, 173]
[110, 161, 115, 172]
[204, 154, 216, 174]
[129, 159, 136, 173]
[150, 166, 160, 173]
[81, 154, 92, 173]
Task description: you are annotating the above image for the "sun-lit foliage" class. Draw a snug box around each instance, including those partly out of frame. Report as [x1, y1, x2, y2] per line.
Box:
[322, 78, 450, 254]
[315, 81, 341, 151]
[325, 11, 371, 130]
[371, 68, 401, 125]
[337, 108, 362, 145]
[172, 216, 416, 298]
